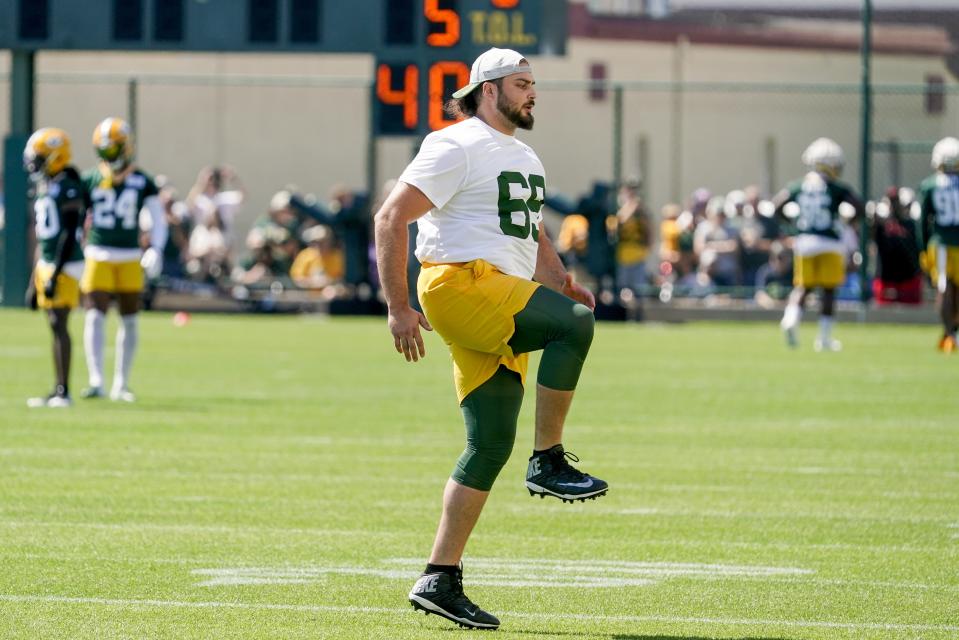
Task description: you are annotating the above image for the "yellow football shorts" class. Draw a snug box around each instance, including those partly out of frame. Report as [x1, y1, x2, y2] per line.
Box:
[81, 258, 144, 294]
[418, 259, 540, 404]
[794, 251, 845, 289]
[926, 242, 959, 288]
[34, 263, 81, 310]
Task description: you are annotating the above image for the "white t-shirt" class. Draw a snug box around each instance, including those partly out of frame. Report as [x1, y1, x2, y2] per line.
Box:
[399, 117, 546, 280]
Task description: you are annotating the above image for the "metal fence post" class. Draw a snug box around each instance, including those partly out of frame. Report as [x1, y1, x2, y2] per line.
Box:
[859, 0, 873, 310]
[613, 83, 623, 190]
[1, 50, 35, 307]
[128, 77, 138, 136]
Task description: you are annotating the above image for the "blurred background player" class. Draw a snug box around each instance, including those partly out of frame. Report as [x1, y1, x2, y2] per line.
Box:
[774, 138, 863, 351]
[917, 136, 959, 353]
[23, 128, 89, 408]
[871, 186, 922, 306]
[81, 117, 168, 401]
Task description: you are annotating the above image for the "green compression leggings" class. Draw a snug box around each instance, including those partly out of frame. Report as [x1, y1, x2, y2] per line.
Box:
[452, 286, 595, 491]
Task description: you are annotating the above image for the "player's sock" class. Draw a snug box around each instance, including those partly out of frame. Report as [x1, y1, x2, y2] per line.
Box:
[84, 309, 105, 388]
[781, 303, 801, 330]
[818, 316, 833, 345]
[114, 314, 139, 392]
[425, 563, 459, 576]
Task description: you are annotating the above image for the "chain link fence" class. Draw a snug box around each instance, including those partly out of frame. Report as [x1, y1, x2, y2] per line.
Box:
[1, 68, 957, 310]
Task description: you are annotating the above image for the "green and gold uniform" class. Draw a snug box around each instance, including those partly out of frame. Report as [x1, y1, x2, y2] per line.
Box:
[918, 172, 959, 287]
[33, 168, 88, 309]
[783, 173, 856, 289]
[81, 166, 159, 293]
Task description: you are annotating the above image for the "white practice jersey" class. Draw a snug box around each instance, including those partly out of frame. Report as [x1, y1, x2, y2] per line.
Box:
[400, 117, 546, 280]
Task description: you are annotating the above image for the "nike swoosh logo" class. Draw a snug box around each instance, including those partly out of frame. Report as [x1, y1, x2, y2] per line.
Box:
[558, 479, 594, 488]
[465, 607, 477, 616]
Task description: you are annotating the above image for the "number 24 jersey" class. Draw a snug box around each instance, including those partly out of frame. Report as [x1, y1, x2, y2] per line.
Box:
[83, 167, 159, 250]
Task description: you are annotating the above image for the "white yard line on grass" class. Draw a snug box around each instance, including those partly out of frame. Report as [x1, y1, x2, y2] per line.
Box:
[0, 594, 956, 633]
[596, 506, 955, 525]
[0, 520, 413, 538]
[4, 553, 955, 592]
[1, 520, 955, 554]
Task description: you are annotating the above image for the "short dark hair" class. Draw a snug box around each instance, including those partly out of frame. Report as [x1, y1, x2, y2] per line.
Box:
[444, 78, 503, 120]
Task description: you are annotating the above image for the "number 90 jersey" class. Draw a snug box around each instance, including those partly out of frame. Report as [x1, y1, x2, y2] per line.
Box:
[83, 166, 159, 249]
[918, 172, 959, 247]
[400, 117, 545, 280]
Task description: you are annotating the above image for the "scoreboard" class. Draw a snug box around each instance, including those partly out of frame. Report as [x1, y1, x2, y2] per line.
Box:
[0, 0, 567, 135]
[373, 0, 560, 136]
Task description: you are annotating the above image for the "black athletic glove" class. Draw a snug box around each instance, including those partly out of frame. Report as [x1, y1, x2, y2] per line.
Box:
[43, 277, 57, 300]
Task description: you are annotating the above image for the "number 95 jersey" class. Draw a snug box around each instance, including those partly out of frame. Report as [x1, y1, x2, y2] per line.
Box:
[400, 117, 545, 280]
[83, 166, 159, 252]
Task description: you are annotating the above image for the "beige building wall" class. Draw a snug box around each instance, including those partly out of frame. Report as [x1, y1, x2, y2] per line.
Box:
[1, 38, 956, 239]
[525, 38, 956, 212]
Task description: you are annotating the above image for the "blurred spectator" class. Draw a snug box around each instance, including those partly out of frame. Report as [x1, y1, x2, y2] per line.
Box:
[872, 186, 922, 304]
[694, 195, 740, 287]
[837, 214, 863, 301]
[290, 224, 345, 293]
[247, 190, 305, 271]
[256, 190, 303, 238]
[675, 248, 717, 298]
[614, 180, 652, 297]
[754, 241, 794, 308]
[158, 185, 191, 278]
[661, 189, 710, 287]
[686, 187, 711, 226]
[286, 183, 373, 288]
[723, 189, 747, 233]
[557, 213, 590, 279]
[232, 228, 290, 286]
[187, 165, 245, 241]
[187, 208, 231, 283]
[736, 188, 782, 287]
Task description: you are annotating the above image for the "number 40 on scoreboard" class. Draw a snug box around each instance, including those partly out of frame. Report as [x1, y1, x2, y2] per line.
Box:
[373, 0, 547, 136]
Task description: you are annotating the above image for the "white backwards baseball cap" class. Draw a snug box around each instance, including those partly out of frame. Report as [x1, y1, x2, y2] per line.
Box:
[452, 47, 532, 99]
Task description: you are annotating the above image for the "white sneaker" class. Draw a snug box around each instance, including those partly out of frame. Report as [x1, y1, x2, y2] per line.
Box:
[780, 321, 798, 349]
[110, 387, 137, 403]
[813, 338, 842, 352]
[27, 393, 73, 408]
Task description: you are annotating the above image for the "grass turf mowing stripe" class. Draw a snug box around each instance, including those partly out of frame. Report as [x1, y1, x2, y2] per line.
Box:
[1, 594, 957, 632]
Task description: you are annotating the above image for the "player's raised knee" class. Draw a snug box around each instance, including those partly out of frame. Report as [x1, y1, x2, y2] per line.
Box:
[570, 303, 595, 349]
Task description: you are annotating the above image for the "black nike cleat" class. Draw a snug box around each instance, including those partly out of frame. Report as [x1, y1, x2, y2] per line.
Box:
[526, 444, 608, 502]
[408, 564, 500, 630]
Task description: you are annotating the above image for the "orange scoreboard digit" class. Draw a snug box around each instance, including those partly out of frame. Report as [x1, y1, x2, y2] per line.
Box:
[373, 0, 553, 136]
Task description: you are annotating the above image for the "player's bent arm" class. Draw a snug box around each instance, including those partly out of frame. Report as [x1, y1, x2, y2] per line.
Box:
[373, 181, 435, 361]
[45, 202, 81, 297]
[143, 195, 170, 251]
[373, 182, 433, 308]
[535, 227, 596, 310]
[842, 191, 866, 221]
[52, 204, 82, 275]
[770, 187, 793, 218]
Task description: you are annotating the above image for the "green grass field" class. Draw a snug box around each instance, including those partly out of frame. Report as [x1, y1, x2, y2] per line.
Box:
[0, 308, 956, 639]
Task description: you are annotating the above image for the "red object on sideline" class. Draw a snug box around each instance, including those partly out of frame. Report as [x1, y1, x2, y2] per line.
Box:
[872, 276, 923, 305]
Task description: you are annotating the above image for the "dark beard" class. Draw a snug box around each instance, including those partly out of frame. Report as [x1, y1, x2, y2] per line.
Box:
[497, 91, 534, 130]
